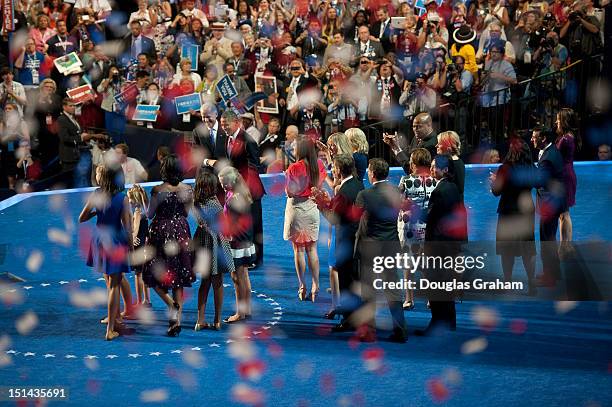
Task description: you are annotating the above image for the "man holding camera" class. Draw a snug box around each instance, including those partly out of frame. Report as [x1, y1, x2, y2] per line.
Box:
[417, 12, 449, 51]
[560, 1, 602, 61]
[533, 31, 568, 76]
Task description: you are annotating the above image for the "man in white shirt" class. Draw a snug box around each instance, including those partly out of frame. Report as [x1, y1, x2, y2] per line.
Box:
[114, 143, 148, 184]
[74, 0, 112, 20]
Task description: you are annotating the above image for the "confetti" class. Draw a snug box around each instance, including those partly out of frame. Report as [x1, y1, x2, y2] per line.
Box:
[84, 358, 99, 371]
[427, 378, 450, 403]
[69, 288, 108, 308]
[26, 250, 44, 273]
[47, 228, 72, 247]
[320, 372, 335, 395]
[139, 388, 169, 403]
[0, 284, 24, 305]
[231, 383, 265, 405]
[362, 347, 384, 372]
[237, 359, 266, 382]
[555, 301, 578, 314]
[461, 337, 488, 355]
[470, 306, 499, 331]
[163, 241, 180, 257]
[295, 359, 314, 380]
[182, 350, 205, 369]
[15, 311, 39, 335]
[509, 319, 528, 335]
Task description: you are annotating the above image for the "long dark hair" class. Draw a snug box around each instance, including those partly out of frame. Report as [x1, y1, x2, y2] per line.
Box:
[295, 135, 319, 187]
[98, 165, 125, 196]
[160, 154, 183, 186]
[194, 168, 218, 205]
[556, 108, 582, 150]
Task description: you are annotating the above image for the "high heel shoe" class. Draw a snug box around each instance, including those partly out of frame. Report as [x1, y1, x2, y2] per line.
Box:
[169, 301, 180, 327]
[403, 301, 415, 310]
[167, 323, 182, 337]
[223, 314, 246, 324]
[194, 322, 210, 331]
[212, 322, 221, 330]
[311, 289, 319, 303]
[297, 286, 307, 301]
[324, 309, 338, 320]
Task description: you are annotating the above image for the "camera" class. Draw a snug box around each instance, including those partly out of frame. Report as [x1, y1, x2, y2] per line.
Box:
[446, 63, 458, 75]
[568, 10, 583, 22]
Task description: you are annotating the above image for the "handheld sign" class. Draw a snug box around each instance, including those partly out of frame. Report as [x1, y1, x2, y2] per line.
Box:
[53, 52, 83, 75]
[132, 104, 160, 122]
[175, 93, 202, 115]
[180, 44, 199, 72]
[113, 82, 139, 109]
[66, 84, 95, 104]
[215, 74, 238, 102]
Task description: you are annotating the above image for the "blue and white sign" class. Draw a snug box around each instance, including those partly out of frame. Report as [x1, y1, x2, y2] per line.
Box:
[175, 93, 202, 115]
[132, 104, 160, 122]
[215, 74, 238, 102]
[180, 44, 199, 71]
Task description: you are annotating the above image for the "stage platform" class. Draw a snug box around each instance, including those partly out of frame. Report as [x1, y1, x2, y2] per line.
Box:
[0, 163, 610, 406]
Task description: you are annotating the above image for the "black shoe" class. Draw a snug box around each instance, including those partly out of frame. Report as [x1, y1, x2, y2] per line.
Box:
[414, 328, 429, 337]
[388, 328, 407, 343]
[167, 324, 181, 337]
[169, 301, 180, 327]
[244, 314, 252, 320]
[331, 321, 355, 332]
[323, 309, 338, 320]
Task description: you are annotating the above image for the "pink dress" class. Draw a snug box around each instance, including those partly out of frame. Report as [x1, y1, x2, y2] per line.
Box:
[555, 133, 577, 208]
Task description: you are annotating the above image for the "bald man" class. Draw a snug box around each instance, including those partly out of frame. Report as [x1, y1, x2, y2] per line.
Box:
[384, 112, 437, 174]
[283, 125, 299, 165]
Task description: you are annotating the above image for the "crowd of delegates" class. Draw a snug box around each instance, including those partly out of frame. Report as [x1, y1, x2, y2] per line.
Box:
[0, 0, 606, 190]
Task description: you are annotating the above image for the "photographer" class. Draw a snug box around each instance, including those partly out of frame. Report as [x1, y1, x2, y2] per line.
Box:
[96, 65, 127, 144]
[435, 55, 473, 95]
[417, 12, 449, 51]
[560, 1, 601, 61]
[533, 31, 568, 76]
[400, 72, 437, 119]
[477, 22, 516, 65]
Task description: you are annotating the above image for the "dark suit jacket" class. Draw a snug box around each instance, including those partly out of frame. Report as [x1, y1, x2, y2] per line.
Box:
[425, 178, 464, 242]
[331, 177, 364, 261]
[300, 35, 327, 59]
[120, 35, 157, 66]
[193, 121, 227, 160]
[355, 181, 402, 241]
[353, 40, 385, 64]
[279, 74, 320, 103]
[225, 129, 265, 200]
[57, 113, 83, 164]
[396, 130, 438, 174]
[371, 19, 394, 52]
[535, 144, 565, 213]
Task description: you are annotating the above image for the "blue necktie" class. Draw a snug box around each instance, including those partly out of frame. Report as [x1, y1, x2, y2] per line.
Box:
[210, 128, 216, 147]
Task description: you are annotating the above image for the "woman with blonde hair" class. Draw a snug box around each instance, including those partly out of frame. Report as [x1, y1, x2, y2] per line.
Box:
[127, 184, 151, 308]
[344, 127, 369, 182]
[218, 166, 256, 322]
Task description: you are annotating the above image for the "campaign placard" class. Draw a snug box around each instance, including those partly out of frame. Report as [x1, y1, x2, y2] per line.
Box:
[66, 83, 95, 104]
[53, 52, 82, 75]
[113, 82, 139, 108]
[175, 93, 202, 115]
[180, 44, 199, 72]
[132, 104, 160, 122]
[215, 74, 238, 102]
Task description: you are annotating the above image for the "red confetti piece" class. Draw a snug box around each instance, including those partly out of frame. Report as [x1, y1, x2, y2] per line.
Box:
[231, 383, 265, 405]
[427, 378, 450, 403]
[267, 342, 283, 358]
[272, 376, 284, 389]
[314, 325, 332, 337]
[87, 379, 101, 395]
[509, 319, 528, 335]
[320, 372, 335, 395]
[238, 360, 266, 381]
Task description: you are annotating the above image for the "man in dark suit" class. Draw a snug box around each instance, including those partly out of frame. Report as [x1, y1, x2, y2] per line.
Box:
[296, 20, 327, 67]
[205, 110, 266, 267]
[371, 7, 394, 53]
[279, 59, 319, 124]
[383, 112, 438, 174]
[417, 154, 464, 335]
[57, 98, 103, 186]
[194, 105, 228, 163]
[531, 127, 565, 287]
[353, 158, 408, 343]
[120, 21, 156, 67]
[352, 26, 385, 66]
[312, 154, 364, 321]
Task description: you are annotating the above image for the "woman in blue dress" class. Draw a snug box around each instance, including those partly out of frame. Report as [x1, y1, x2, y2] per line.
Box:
[80, 165, 133, 341]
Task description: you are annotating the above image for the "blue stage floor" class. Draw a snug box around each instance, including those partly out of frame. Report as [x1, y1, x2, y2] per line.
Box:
[0, 163, 611, 406]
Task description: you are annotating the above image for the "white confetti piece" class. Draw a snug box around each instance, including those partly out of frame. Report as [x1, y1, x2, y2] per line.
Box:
[26, 250, 44, 273]
[47, 228, 72, 247]
[182, 350, 205, 369]
[231, 383, 264, 405]
[16, 311, 38, 335]
[0, 353, 12, 367]
[554, 301, 578, 314]
[461, 337, 488, 355]
[69, 288, 107, 308]
[163, 241, 180, 257]
[193, 248, 212, 278]
[140, 389, 169, 403]
[84, 358, 99, 371]
[470, 306, 499, 330]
